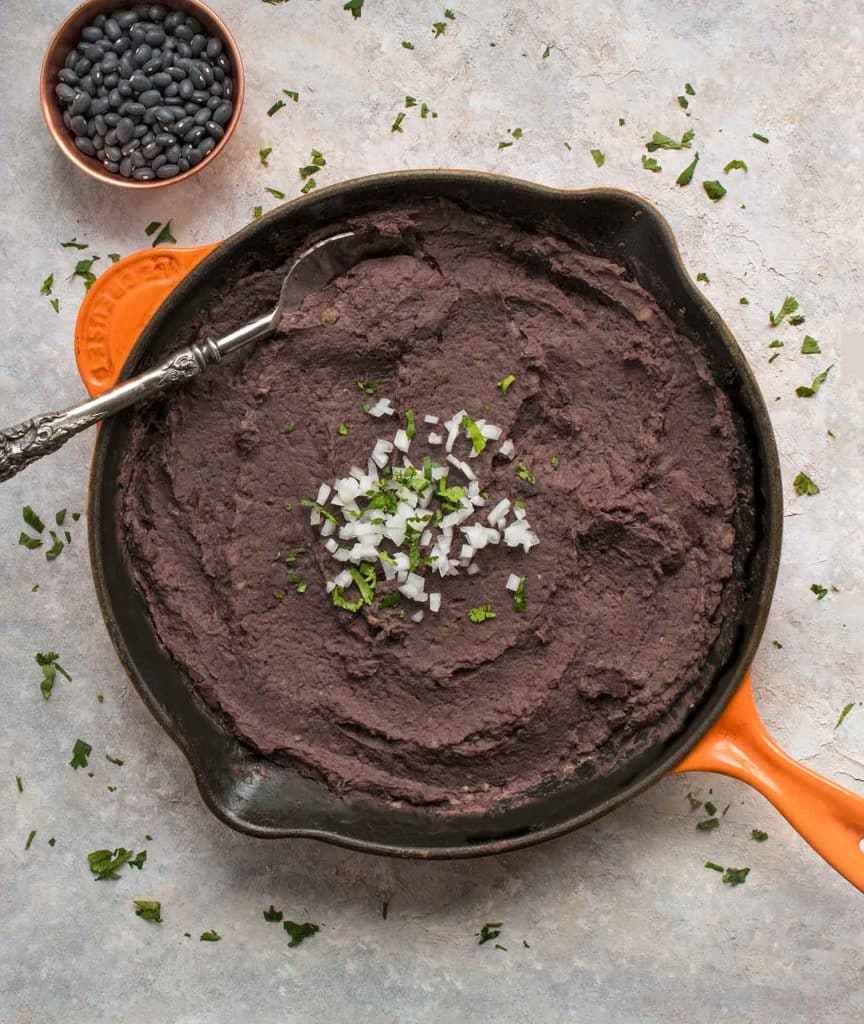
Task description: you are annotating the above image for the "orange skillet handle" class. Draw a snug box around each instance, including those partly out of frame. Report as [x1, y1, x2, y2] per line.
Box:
[75, 243, 218, 396]
[673, 674, 864, 892]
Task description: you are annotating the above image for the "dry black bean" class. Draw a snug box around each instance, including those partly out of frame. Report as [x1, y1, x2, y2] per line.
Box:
[58, 68, 78, 86]
[223, 79, 233, 101]
[146, 27, 166, 46]
[139, 89, 161, 107]
[206, 96, 221, 111]
[84, 44, 103, 62]
[143, 109, 157, 125]
[192, 89, 209, 104]
[200, 63, 214, 86]
[132, 167, 155, 180]
[151, 4, 168, 20]
[155, 108, 176, 126]
[75, 136, 96, 156]
[96, 39, 113, 53]
[151, 154, 167, 170]
[104, 145, 122, 162]
[104, 17, 122, 41]
[103, 160, 121, 173]
[164, 82, 179, 98]
[121, 138, 142, 155]
[130, 25, 146, 45]
[108, 88, 123, 107]
[81, 26, 103, 42]
[187, 147, 203, 167]
[176, 41, 192, 58]
[115, 117, 134, 143]
[174, 24, 193, 42]
[125, 101, 146, 118]
[65, 49, 78, 68]
[174, 116, 194, 136]
[70, 114, 88, 135]
[80, 75, 95, 95]
[164, 11, 182, 30]
[205, 121, 224, 141]
[209, 82, 223, 97]
[198, 136, 216, 157]
[178, 79, 194, 100]
[151, 71, 171, 89]
[213, 67, 225, 83]
[92, 133, 105, 150]
[113, 36, 132, 55]
[104, 112, 121, 126]
[96, 148, 107, 161]
[178, 157, 190, 172]
[92, 65, 104, 87]
[188, 66, 206, 90]
[93, 114, 107, 136]
[191, 34, 206, 56]
[118, 80, 133, 97]
[134, 44, 152, 67]
[93, 13, 106, 26]
[155, 131, 176, 146]
[193, 106, 210, 125]
[156, 163, 180, 178]
[91, 97, 110, 116]
[132, 123, 148, 138]
[211, 102, 232, 125]
[142, 141, 162, 159]
[206, 37, 223, 60]
[215, 53, 230, 72]
[73, 58, 91, 76]
[71, 92, 91, 116]
[105, 129, 119, 147]
[184, 125, 206, 144]
[56, 82, 76, 103]
[142, 57, 162, 75]
[165, 143, 181, 163]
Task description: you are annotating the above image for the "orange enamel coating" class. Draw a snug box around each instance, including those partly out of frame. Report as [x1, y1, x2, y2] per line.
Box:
[74, 244, 864, 891]
[674, 675, 864, 892]
[75, 244, 217, 397]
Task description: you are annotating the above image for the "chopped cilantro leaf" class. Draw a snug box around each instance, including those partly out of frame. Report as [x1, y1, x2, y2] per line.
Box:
[259, 147, 272, 166]
[642, 155, 661, 173]
[468, 605, 496, 624]
[253, 206, 263, 220]
[445, 8, 455, 17]
[696, 817, 719, 831]
[70, 256, 100, 290]
[696, 272, 710, 283]
[267, 100, 286, 117]
[795, 365, 832, 397]
[771, 640, 783, 649]
[801, 335, 821, 355]
[769, 295, 798, 326]
[23, 506, 45, 533]
[283, 920, 320, 946]
[133, 900, 162, 923]
[836, 703, 856, 729]
[550, 456, 559, 469]
[331, 587, 363, 613]
[144, 222, 160, 236]
[45, 531, 64, 560]
[752, 133, 769, 143]
[704, 801, 717, 816]
[676, 152, 699, 186]
[405, 408, 416, 440]
[357, 379, 379, 395]
[724, 159, 748, 173]
[402, 40, 414, 49]
[703, 180, 726, 201]
[391, 112, 406, 133]
[705, 861, 724, 872]
[476, 922, 502, 945]
[677, 95, 689, 110]
[16, 776, 23, 793]
[50, 298, 60, 313]
[152, 221, 176, 247]
[685, 83, 695, 96]
[105, 754, 124, 766]
[722, 867, 749, 886]
[349, 564, 377, 605]
[513, 577, 526, 612]
[516, 463, 536, 486]
[70, 738, 91, 769]
[337, 423, 349, 437]
[300, 179, 316, 195]
[750, 829, 769, 842]
[40, 273, 54, 297]
[25, 830, 37, 850]
[645, 129, 694, 152]
[739, 297, 749, 305]
[618, 117, 626, 126]
[263, 905, 283, 922]
[789, 315, 805, 325]
[36, 651, 71, 700]
[686, 792, 702, 810]
[300, 499, 338, 524]
[343, 0, 363, 16]
[590, 149, 605, 167]
[87, 847, 139, 879]
[265, 187, 285, 199]
[283, 89, 299, 102]
[379, 592, 401, 609]
[768, 339, 784, 348]
[497, 374, 516, 394]
[461, 414, 486, 454]
[542, 45, 551, 58]
[60, 237, 89, 249]
[793, 471, 819, 496]
[405, 96, 417, 108]
[432, 21, 447, 37]
[811, 583, 828, 600]
[200, 930, 221, 941]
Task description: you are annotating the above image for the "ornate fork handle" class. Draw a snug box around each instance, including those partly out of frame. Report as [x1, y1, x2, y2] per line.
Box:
[0, 341, 222, 483]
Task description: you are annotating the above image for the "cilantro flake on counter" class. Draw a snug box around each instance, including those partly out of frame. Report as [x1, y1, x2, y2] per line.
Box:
[70, 256, 100, 290]
[685, 83, 695, 96]
[724, 159, 748, 173]
[476, 922, 502, 945]
[677, 95, 689, 110]
[133, 900, 162, 923]
[60, 237, 89, 249]
[696, 272, 710, 283]
[40, 273, 54, 297]
[769, 295, 798, 326]
[265, 187, 286, 199]
[722, 866, 750, 886]
[642, 155, 661, 173]
[703, 180, 727, 201]
[646, 129, 694, 152]
[676, 152, 699, 186]
[300, 179, 316, 195]
[811, 583, 828, 600]
[267, 99, 286, 117]
[105, 754, 124, 766]
[795, 365, 832, 398]
[259, 147, 272, 166]
[25, 830, 37, 850]
[283, 89, 299, 102]
[87, 847, 142, 879]
[696, 817, 719, 831]
[283, 920, 320, 946]
[789, 315, 805, 325]
[751, 829, 769, 842]
[590, 149, 605, 167]
[69, 739, 92, 770]
[752, 133, 769, 143]
[253, 206, 263, 220]
[107, 253, 120, 263]
[200, 930, 221, 942]
[836, 703, 856, 729]
[468, 604, 496, 624]
[23, 506, 45, 534]
[704, 801, 717, 816]
[793, 471, 819, 496]
[801, 335, 821, 354]
[432, 21, 447, 37]
[35, 651, 71, 700]
[391, 112, 406, 133]
[705, 861, 724, 872]
[402, 40, 415, 49]
[263, 906, 283, 922]
[337, 423, 349, 437]
[16, 776, 23, 793]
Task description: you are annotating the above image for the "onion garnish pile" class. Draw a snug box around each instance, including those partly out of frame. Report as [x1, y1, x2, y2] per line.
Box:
[302, 403, 539, 620]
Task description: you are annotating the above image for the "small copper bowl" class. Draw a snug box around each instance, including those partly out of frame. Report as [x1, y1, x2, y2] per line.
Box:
[40, 0, 244, 189]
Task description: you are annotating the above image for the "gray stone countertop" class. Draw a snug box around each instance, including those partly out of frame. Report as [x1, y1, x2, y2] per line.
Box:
[1, 1, 862, 1021]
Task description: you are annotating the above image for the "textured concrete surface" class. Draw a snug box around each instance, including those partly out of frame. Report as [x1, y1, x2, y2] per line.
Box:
[1, 2, 863, 1022]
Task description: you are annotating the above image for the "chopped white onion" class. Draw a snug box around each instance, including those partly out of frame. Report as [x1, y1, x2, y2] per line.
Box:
[504, 519, 540, 552]
[424, 414, 439, 424]
[411, 610, 424, 623]
[368, 397, 395, 417]
[506, 573, 522, 591]
[427, 432, 443, 445]
[393, 429, 411, 453]
[499, 438, 515, 459]
[429, 592, 441, 613]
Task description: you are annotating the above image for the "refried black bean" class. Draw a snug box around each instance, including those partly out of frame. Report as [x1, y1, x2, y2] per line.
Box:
[54, 6, 234, 180]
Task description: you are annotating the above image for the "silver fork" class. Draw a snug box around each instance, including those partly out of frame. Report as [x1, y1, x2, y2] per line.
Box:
[0, 230, 393, 483]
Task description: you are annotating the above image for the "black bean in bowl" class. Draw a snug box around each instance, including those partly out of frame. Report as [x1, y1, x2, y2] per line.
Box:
[55, 5, 234, 181]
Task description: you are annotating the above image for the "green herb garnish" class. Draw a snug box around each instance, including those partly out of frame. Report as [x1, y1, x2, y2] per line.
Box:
[200, 930, 221, 942]
[40, 273, 54, 297]
[800, 336, 821, 356]
[69, 738, 91, 770]
[703, 180, 727, 201]
[704, 801, 717, 816]
[642, 155, 661, 172]
[685, 83, 695, 96]
[379, 592, 401, 610]
[516, 463, 536, 486]
[70, 256, 100, 290]
[300, 179, 316, 195]
[357, 379, 379, 395]
[265, 187, 286, 199]
[676, 152, 699, 186]
[476, 922, 502, 945]
[769, 295, 798, 326]
[793, 471, 819, 496]
[133, 900, 162, 923]
[750, 829, 768, 842]
[677, 95, 689, 110]
[795, 365, 832, 398]
[696, 817, 719, 831]
[23, 506, 45, 533]
[722, 867, 749, 886]
[151, 221, 176, 247]
[300, 499, 338, 524]
[25, 830, 37, 850]
[704, 861, 724, 872]
[724, 159, 748, 173]
[401, 40, 414, 49]
[16, 776, 23, 792]
[35, 651, 71, 700]
[752, 133, 769, 143]
[253, 206, 263, 220]
[405, 408, 416, 440]
[105, 754, 124, 766]
[645, 129, 694, 151]
[432, 21, 447, 37]
[836, 703, 856, 729]
[267, 99, 286, 117]
[283, 89, 299, 102]
[497, 374, 516, 394]
[87, 847, 142, 880]
[283, 920, 320, 946]
[468, 605, 496, 624]
[590, 149, 605, 167]
[259, 147, 272, 166]
[811, 583, 828, 600]
[337, 423, 349, 437]
[391, 112, 406, 133]
[461, 414, 486, 454]
[264, 905, 283, 922]
[60, 237, 88, 249]
[696, 272, 709, 282]
[349, 563, 377, 605]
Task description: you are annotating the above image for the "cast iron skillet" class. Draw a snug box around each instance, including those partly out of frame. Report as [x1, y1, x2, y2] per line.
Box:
[81, 171, 864, 887]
